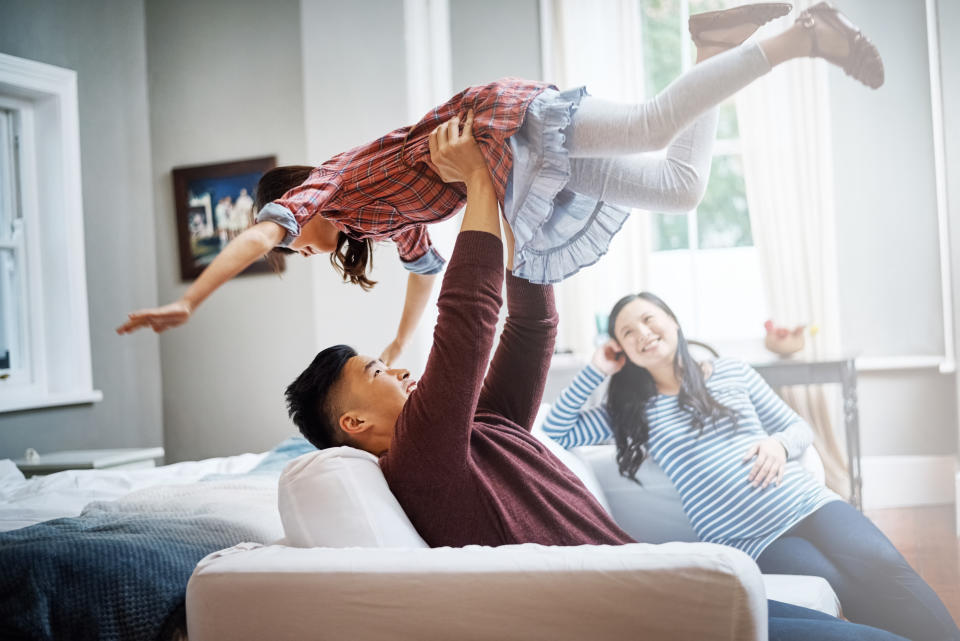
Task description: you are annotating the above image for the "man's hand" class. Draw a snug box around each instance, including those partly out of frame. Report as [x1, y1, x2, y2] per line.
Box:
[591, 339, 627, 376]
[743, 437, 787, 489]
[117, 300, 193, 335]
[427, 110, 488, 185]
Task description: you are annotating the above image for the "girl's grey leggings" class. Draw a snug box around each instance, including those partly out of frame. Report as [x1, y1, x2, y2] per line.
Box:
[562, 42, 772, 213]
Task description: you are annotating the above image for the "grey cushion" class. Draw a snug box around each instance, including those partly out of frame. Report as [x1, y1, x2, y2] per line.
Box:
[572, 445, 698, 544]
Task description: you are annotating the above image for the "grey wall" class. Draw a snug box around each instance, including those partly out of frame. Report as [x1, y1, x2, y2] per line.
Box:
[145, 0, 314, 462]
[450, 0, 542, 88]
[830, 0, 956, 456]
[0, 0, 163, 459]
[298, 0, 413, 372]
[295, 0, 544, 379]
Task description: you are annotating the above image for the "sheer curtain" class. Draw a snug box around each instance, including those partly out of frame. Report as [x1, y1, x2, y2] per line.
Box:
[540, 0, 652, 356]
[543, 0, 851, 495]
[735, 2, 850, 495]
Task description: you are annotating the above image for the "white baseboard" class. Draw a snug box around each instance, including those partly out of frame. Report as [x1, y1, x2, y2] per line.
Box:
[860, 455, 957, 510]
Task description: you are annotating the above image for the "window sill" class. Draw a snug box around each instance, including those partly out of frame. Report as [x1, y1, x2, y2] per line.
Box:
[0, 389, 103, 414]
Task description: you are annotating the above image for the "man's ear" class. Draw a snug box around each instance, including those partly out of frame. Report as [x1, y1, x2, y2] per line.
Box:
[339, 411, 369, 437]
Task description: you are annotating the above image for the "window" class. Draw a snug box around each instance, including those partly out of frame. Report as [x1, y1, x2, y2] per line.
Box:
[0, 53, 100, 412]
[642, 0, 768, 347]
[0, 108, 26, 382]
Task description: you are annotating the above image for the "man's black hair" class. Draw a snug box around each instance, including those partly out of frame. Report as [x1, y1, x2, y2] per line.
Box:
[285, 344, 357, 449]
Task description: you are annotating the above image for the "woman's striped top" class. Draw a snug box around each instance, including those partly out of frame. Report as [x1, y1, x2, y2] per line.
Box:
[542, 357, 840, 559]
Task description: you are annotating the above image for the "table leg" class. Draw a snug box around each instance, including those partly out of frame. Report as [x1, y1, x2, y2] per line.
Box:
[841, 360, 863, 510]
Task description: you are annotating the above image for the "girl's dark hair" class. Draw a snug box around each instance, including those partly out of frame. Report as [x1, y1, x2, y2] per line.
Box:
[605, 292, 739, 482]
[255, 165, 377, 291]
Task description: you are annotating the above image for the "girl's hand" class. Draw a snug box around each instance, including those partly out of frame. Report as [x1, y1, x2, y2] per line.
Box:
[742, 437, 787, 489]
[379, 338, 405, 367]
[591, 339, 627, 376]
[116, 300, 193, 335]
[427, 110, 488, 185]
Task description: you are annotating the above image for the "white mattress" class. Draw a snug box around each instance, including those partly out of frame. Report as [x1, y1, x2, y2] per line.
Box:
[187, 541, 768, 641]
[0, 452, 266, 532]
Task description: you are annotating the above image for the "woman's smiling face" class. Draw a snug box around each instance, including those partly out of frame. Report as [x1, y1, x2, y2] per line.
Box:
[612, 297, 680, 369]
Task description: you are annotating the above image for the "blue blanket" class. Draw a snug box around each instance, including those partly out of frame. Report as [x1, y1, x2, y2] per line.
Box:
[0, 437, 315, 641]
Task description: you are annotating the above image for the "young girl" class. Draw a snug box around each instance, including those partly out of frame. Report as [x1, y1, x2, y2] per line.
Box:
[118, 2, 884, 365]
[542, 292, 960, 641]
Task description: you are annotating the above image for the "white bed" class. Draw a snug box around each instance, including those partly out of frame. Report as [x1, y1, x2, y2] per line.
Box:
[0, 452, 266, 532]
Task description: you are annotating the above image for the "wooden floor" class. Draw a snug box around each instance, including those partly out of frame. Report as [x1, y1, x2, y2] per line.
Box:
[866, 505, 960, 623]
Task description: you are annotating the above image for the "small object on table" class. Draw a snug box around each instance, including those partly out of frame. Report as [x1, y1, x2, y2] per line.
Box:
[12, 447, 165, 477]
[763, 319, 816, 357]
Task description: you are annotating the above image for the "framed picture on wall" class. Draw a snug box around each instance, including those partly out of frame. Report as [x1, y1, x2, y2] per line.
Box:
[172, 155, 280, 281]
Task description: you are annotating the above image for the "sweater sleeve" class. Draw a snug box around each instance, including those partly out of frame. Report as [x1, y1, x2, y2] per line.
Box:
[740, 361, 814, 460]
[388, 231, 504, 463]
[476, 272, 558, 431]
[541, 364, 615, 449]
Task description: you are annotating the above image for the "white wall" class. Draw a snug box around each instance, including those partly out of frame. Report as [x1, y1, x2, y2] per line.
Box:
[145, 0, 315, 462]
[830, 0, 957, 459]
[298, 0, 414, 372]
[938, 0, 960, 519]
[450, 0, 542, 89]
[0, 0, 163, 459]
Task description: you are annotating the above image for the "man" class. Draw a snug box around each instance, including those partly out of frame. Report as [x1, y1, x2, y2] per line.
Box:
[285, 113, 905, 641]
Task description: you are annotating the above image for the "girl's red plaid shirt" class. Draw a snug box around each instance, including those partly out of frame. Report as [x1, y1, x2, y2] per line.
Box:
[263, 78, 551, 272]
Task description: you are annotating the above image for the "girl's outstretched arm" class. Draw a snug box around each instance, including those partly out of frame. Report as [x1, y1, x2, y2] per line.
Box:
[380, 271, 438, 365]
[116, 220, 286, 334]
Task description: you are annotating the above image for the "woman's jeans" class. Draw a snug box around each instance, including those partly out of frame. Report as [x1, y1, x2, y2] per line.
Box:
[769, 600, 908, 641]
[759, 500, 960, 641]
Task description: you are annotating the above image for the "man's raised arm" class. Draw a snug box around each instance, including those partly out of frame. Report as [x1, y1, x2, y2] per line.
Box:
[392, 112, 504, 458]
[477, 271, 558, 431]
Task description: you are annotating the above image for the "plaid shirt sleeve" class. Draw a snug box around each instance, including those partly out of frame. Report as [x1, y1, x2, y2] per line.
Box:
[395, 224, 446, 275]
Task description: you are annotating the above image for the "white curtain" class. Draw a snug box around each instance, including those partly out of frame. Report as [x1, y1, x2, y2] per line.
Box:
[540, 0, 653, 356]
[735, 2, 850, 496]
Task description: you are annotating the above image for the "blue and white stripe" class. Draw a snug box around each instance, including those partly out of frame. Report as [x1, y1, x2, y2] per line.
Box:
[542, 357, 840, 559]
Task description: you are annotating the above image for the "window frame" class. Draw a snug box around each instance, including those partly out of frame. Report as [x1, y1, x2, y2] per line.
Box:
[645, 0, 766, 345]
[0, 52, 101, 413]
[0, 104, 32, 386]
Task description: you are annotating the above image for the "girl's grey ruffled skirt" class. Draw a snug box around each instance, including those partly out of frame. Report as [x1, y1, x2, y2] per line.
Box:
[504, 86, 631, 285]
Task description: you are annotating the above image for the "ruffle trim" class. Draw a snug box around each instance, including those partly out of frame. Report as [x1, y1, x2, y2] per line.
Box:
[507, 87, 631, 285]
[514, 200, 630, 284]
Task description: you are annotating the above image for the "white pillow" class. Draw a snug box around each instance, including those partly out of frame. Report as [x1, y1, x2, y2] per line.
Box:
[278, 446, 427, 549]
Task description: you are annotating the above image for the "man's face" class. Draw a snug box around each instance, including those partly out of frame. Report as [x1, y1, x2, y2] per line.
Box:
[337, 355, 417, 452]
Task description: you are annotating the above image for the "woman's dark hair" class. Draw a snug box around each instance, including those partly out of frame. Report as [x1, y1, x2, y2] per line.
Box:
[255, 165, 377, 291]
[605, 292, 739, 482]
[285, 344, 357, 449]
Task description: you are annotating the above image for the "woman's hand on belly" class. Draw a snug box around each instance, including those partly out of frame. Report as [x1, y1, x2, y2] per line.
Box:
[742, 437, 787, 489]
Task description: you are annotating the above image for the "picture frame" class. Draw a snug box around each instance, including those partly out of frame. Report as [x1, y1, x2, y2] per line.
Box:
[172, 155, 280, 281]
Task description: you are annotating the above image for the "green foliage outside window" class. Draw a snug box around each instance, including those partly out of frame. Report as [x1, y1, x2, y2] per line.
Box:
[641, 0, 753, 251]
[698, 154, 752, 248]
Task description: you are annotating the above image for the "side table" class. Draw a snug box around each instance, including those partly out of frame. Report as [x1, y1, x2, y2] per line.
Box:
[751, 359, 862, 510]
[12, 447, 165, 477]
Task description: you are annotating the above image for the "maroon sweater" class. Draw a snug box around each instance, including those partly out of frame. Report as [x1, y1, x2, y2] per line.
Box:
[380, 231, 634, 548]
